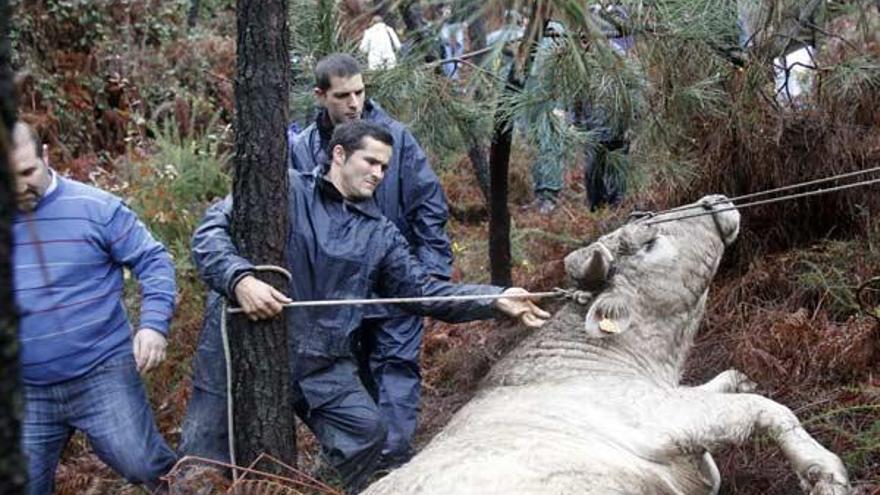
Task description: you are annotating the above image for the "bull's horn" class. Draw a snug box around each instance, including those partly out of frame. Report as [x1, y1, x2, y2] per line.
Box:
[565, 242, 614, 287]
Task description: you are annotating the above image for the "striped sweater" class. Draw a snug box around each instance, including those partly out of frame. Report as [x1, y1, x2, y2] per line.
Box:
[13, 175, 176, 386]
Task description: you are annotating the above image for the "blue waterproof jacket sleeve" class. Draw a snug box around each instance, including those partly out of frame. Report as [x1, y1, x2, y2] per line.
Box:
[399, 130, 454, 280]
[377, 221, 502, 322]
[191, 196, 255, 298]
[106, 201, 177, 335]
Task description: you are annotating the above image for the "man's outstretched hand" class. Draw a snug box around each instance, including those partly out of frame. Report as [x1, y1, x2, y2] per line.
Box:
[494, 288, 551, 328]
[233, 275, 292, 321]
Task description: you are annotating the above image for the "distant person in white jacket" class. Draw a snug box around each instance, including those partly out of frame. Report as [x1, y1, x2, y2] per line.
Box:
[359, 16, 401, 70]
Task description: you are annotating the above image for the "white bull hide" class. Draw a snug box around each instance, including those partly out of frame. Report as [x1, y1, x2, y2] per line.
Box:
[363, 195, 850, 495]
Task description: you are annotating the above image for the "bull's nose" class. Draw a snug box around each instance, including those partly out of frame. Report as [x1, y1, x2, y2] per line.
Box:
[717, 208, 740, 245]
[700, 195, 740, 246]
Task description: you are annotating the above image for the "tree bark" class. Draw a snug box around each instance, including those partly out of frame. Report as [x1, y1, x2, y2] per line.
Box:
[230, 0, 296, 471]
[487, 66, 519, 287]
[0, 0, 26, 491]
[187, 0, 200, 28]
[488, 1, 540, 287]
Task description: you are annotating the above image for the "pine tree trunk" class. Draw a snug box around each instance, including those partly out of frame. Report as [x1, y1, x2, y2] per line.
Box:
[187, 0, 200, 28]
[230, 0, 296, 471]
[487, 2, 540, 286]
[0, 0, 26, 491]
[488, 67, 519, 287]
[488, 117, 512, 286]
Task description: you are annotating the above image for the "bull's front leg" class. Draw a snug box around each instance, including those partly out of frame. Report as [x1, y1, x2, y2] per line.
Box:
[658, 391, 850, 495]
[693, 369, 757, 394]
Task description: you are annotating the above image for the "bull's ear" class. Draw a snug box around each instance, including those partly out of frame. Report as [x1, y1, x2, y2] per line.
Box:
[565, 243, 614, 288]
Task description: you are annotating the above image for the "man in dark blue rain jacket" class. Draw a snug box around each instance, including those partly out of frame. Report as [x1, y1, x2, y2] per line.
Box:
[289, 53, 453, 468]
[179, 121, 549, 493]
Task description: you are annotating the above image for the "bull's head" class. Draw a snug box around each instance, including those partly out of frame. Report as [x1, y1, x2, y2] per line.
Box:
[564, 195, 740, 341]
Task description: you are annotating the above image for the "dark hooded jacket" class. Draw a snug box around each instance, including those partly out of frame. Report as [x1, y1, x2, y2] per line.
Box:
[289, 100, 452, 284]
[191, 170, 500, 380]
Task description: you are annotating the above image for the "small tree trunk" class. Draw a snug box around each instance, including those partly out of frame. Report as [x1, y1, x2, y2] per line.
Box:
[488, 66, 520, 287]
[187, 0, 200, 28]
[0, 0, 26, 491]
[488, 2, 540, 287]
[230, 0, 296, 471]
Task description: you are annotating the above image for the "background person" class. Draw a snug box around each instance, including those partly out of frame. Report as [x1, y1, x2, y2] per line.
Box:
[359, 15, 401, 70]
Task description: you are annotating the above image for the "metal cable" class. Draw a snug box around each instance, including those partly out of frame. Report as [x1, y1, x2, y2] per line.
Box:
[226, 290, 567, 313]
[644, 175, 880, 226]
[658, 166, 880, 215]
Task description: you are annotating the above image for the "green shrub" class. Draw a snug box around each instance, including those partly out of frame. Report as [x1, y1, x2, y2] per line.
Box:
[123, 116, 231, 270]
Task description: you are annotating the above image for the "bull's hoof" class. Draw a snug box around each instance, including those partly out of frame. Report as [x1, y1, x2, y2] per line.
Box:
[808, 480, 851, 495]
[804, 463, 851, 495]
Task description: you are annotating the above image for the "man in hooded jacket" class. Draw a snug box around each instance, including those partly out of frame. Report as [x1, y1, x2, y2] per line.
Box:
[289, 53, 451, 468]
[179, 121, 548, 492]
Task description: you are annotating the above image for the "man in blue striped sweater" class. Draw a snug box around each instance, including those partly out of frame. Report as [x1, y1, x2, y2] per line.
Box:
[11, 122, 177, 494]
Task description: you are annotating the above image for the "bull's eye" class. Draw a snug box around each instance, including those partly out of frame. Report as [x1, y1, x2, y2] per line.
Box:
[642, 238, 657, 252]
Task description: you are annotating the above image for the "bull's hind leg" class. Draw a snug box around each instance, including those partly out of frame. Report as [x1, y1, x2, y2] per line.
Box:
[658, 392, 850, 494]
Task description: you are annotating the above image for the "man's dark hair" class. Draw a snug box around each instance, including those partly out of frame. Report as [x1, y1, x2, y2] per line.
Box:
[328, 121, 393, 157]
[13, 121, 43, 158]
[315, 53, 362, 91]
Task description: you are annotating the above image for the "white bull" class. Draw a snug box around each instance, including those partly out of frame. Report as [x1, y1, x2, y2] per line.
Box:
[363, 195, 850, 495]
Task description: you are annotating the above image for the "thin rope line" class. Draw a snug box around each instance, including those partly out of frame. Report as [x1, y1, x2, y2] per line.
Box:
[226, 290, 562, 314]
[659, 166, 880, 215]
[220, 298, 238, 480]
[221, 265, 293, 480]
[644, 176, 880, 226]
